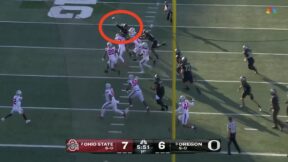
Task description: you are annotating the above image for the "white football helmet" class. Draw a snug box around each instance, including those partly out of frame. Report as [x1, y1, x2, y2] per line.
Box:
[107, 42, 113, 48]
[128, 74, 134, 80]
[16, 90, 22, 95]
[141, 42, 148, 49]
[105, 83, 111, 89]
[128, 27, 136, 36]
[179, 95, 185, 102]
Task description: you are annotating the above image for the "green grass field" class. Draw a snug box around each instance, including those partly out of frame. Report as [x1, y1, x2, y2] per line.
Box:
[0, 0, 287, 162]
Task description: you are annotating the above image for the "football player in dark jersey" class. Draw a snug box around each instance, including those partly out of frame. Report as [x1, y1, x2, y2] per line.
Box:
[175, 49, 182, 75]
[242, 45, 259, 74]
[142, 29, 166, 64]
[115, 23, 129, 39]
[238, 76, 262, 111]
[151, 74, 168, 111]
[180, 57, 201, 94]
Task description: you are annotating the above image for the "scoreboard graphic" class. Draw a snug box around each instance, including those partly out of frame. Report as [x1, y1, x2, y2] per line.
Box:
[66, 139, 221, 154]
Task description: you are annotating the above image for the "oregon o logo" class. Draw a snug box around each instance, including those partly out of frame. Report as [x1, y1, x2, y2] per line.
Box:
[48, 0, 97, 19]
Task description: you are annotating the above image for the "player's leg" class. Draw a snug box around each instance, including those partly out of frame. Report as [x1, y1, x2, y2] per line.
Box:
[249, 93, 262, 111]
[112, 103, 125, 116]
[248, 58, 258, 74]
[118, 47, 125, 63]
[100, 102, 110, 118]
[142, 58, 152, 70]
[240, 92, 247, 107]
[156, 97, 168, 111]
[139, 58, 145, 73]
[110, 58, 120, 75]
[1, 113, 12, 121]
[138, 91, 149, 112]
[182, 113, 194, 129]
[104, 60, 110, 73]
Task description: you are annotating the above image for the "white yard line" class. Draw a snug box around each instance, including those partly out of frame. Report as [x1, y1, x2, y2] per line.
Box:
[0, 106, 287, 118]
[108, 130, 122, 134]
[110, 123, 125, 126]
[127, 71, 144, 74]
[145, 15, 156, 18]
[219, 151, 287, 157]
[113, 116, 125, 119]
[244, 128, 258, 131]
[1, 20, 288, 31]
[119, 96, 128, 99]
[1, 45, 288, 56]
[0, 73, 287, 85]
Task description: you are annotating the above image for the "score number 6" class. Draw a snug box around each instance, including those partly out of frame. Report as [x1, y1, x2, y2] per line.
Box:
[158, 141, 166, 150]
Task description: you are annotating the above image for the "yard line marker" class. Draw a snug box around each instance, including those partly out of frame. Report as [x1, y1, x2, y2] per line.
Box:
[244, 128, 258, 131]
[145, 11, 157, 14]
[110, 123, 125, 126]
[121, 89, 127, 92]
[122, 83, 128, 86]
[0, 106, 287, 118]
[145, 15, 156, 18]
[113, 116, 125, 119]
[0, 73, 288, 85]
[128, 66, 139, 68]
[127, 71, 144, 74]
[148, 6, 159, 9]
[108, 130, 122, 134]
[0, 144, 65, 149]
[219, 151, 287, 157]
[119, 96, 128, 99]
[1, 45, 288, 56]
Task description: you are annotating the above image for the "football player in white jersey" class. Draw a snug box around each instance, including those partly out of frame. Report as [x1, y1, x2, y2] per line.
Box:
[125, 74, 149, 113]
[1, 90, 31, 124]
[102, 42, 120, 74]
[176, 95, 195, 129]
[115, 33, 126, 63]
[139, 42, 152, 73]
[100, 83, 125, 118]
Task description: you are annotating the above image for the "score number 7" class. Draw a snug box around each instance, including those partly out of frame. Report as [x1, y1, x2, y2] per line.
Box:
[121, 141, 129, 149]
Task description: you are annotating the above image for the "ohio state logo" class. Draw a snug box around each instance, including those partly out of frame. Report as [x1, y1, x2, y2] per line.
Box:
[66, 139, 79, 152]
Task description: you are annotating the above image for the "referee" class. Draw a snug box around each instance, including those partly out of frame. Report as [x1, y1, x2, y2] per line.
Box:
[227, 117, 241, 155]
